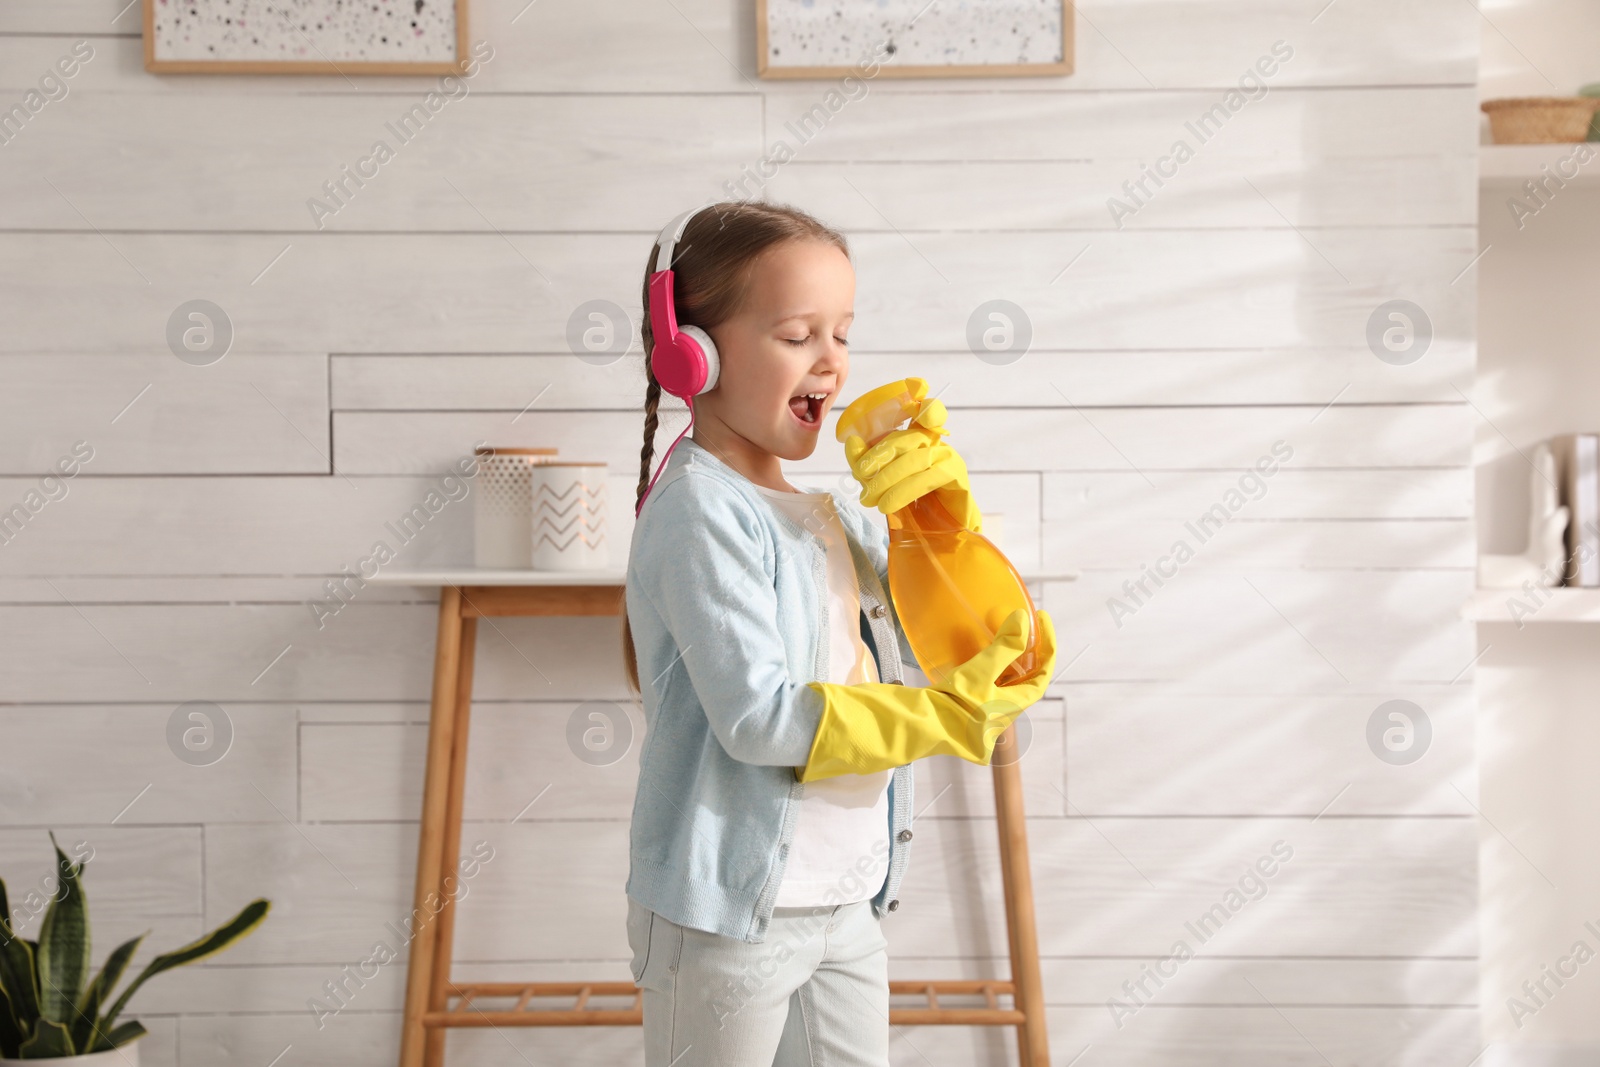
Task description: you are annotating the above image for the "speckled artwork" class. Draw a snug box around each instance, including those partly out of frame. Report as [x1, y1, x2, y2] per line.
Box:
[150, 0, 458, 64]
[764, 0, 1064, 69]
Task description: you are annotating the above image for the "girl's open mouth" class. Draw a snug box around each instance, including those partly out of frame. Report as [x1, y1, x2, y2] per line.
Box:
[788, 392, 825, 430]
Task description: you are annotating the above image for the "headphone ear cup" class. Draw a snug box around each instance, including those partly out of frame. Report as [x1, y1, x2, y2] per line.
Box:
[678, 325, 719, 394]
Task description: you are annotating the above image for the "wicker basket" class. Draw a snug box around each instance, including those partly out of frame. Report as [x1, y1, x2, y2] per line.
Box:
[1481, 97, 1600, 144]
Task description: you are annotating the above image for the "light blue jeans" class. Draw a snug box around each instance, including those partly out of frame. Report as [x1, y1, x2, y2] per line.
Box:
[627, 895, 891, 1066]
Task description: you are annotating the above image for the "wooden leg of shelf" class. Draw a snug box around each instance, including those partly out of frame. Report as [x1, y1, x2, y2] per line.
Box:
[423, 614, 477, 1067]
[399, 587, 465, 1067]
[992, 721, 1049, 1067]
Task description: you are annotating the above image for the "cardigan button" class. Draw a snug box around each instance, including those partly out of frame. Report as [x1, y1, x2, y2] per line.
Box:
[870, 604, 887, 619]
[897, 829, 913, 842]
[887, 899, 900, 911]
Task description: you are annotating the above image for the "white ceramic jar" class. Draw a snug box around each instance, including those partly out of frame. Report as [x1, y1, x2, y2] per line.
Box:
[529, 461, 609, 571]
[472, 446, 558, 568]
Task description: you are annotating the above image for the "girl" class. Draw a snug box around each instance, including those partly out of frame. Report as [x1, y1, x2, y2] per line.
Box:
[619, 200, 1057, 1066]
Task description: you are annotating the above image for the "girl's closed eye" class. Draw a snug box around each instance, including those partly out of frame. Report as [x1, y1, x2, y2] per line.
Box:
[783, 335, 850, 346]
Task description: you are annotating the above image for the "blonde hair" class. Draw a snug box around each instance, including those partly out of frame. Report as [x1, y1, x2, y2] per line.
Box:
[621, 201, 850, 695]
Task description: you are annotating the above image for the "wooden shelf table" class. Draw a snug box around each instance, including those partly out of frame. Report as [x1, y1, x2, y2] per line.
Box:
[372, 566, 1077, 1067]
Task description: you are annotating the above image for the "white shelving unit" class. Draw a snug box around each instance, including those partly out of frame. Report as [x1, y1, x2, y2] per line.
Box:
[1480, 140, 1600, 188]
[1467, 138, 1600, 623]
[1461, 586, 1600, 621]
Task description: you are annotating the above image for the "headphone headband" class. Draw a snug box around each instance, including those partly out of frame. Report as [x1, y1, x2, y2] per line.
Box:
[654, 204, 708, 274]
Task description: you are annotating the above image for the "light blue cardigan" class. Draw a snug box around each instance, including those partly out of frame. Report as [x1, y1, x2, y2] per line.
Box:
[624, 434, 920, 943]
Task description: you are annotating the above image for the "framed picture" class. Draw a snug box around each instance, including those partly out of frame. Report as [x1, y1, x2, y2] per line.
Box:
[757, 0, 1073, 80]
[144, 0, 469, 75]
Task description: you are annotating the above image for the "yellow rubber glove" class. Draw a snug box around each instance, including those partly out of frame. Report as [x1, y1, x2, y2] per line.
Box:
[843, 389, 983, 533]
[795, 608, 1057, 782]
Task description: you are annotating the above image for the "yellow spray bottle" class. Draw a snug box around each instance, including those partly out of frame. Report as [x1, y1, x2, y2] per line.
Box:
[837, 378, 1044, 687]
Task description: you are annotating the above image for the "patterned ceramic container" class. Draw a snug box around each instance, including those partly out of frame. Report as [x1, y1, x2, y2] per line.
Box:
[530, 461, 609, 571]
[472, 446, 559, 569]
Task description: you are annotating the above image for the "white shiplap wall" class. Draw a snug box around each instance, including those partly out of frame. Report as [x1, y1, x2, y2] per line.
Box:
[0, 1, 1480, 1063]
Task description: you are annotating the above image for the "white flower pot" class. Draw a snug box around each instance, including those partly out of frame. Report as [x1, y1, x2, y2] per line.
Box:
[1, 1041, 138, 1066]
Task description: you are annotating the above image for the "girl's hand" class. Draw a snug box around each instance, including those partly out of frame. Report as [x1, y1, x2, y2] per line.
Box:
[843, 397, 983, 530]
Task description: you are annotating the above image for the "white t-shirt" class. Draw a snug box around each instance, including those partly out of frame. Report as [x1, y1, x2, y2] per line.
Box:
[754, 481, 892, 907]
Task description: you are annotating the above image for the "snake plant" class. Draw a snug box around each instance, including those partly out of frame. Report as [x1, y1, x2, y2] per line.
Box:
[0, 833, 270, 1059]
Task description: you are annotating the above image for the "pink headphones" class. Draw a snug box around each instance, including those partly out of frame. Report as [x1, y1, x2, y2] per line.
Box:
[636, 204, 722, 517]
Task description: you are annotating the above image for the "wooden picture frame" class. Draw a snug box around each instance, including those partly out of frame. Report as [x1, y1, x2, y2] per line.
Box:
[756, 0, 1073, 80]
[144, 0, 469, 75]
